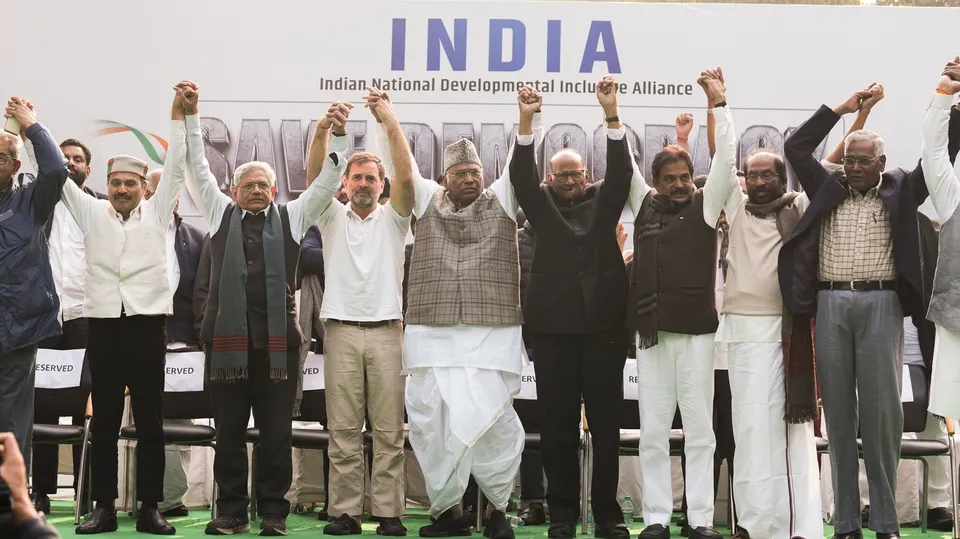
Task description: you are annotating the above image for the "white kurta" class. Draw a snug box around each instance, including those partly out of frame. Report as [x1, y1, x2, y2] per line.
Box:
[703, 105, 821, 539]
[920, 92, 960, 418]
[377, 119, 543, 516]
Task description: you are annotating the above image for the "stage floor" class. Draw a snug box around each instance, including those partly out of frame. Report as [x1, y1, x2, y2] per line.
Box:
[44, 502, 955, 538]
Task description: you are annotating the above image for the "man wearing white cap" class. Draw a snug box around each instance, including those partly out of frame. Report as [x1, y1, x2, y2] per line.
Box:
[370, 86, 542, 539]
[61, 83, 191, 535]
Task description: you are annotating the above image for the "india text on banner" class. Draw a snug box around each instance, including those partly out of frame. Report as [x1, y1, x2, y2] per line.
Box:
[35, 348, 85, 389]
[303, 353, 325, 391]
[164, 352, 205, 393]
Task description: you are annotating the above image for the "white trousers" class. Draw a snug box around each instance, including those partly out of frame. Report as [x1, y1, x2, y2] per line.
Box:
[637, 331, 716, 528]
[727, 342, 823, 539]
[405, 367, 525, 517]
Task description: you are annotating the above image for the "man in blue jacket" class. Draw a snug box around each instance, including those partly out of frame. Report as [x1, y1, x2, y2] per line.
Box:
[0, 96, 68, 471]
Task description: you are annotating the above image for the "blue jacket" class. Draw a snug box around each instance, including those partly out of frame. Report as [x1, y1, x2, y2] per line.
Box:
[0, 123, 68, 354]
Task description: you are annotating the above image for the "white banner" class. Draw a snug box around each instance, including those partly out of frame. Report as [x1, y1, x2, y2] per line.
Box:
[623, 358, 639, 401]
[8, 1, 960, 228]
[163, 352, 205, 393]
[35, 349, 84, 389]
[302, 353, 325, 391]
[517, 363, 537, 400]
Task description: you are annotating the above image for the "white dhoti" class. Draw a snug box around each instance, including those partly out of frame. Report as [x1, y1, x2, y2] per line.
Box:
[404, 324, 525, 517]
[929, 324, 960, 418]
[636, 330, 717, 528]
[726, 340, 822, 539]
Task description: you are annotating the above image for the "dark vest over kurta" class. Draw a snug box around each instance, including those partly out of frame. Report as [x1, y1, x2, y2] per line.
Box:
[200, 203, 303, 349]
[406, 188, 523, 326]
[627, 190, 718, 335]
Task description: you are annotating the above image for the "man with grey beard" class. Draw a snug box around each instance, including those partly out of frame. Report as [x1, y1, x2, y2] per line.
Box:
[305, 101, 409, 537]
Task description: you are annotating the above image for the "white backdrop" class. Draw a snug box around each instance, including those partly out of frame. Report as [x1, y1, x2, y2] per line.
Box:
[6, 0, 960, 226]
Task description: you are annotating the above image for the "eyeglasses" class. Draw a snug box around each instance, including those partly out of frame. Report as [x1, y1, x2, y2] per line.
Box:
[745, 171, 779, 182]
[239, 181, 272, 193]
[109, 178, 141, 189]
[0, 153, 11, 165]
[449, 169, 482, 180]
[842, 156, 880, 167]
[551, 170, 585, 183]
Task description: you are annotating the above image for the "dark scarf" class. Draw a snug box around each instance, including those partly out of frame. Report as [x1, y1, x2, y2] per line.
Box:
[634, 193, 689, 350]
[211, 204, 288, 382]
[743, 192, 816, 424]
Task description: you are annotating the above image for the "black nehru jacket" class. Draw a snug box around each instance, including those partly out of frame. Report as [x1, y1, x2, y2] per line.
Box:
[167, 215, 205, 345]
[200, 204, 304, 349]
[510, 135, 632, 334]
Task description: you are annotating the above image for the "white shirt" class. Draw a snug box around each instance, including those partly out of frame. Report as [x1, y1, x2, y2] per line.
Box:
[22, 141, 88, 323]
[703, 105, 809, 344]
[183, 113, 335, 242]
[921, 91, 960, 221]
[166, 220, 181, 295]
[59, 120, 187, 318]
[304, 134, 407, 321]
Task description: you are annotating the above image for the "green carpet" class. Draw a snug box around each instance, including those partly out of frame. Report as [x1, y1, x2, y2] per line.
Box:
[45, 502, 953, 538]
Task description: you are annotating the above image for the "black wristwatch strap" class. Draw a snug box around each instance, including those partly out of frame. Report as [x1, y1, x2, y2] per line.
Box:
[605, 115, 620, 123]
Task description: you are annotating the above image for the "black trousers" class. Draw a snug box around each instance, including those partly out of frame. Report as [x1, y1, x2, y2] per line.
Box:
[681, 369, 735, 514]
[530, 328, 628, 526]
[33, 318, 90, 496]
[88, 315, 166, 503]
[209, 347, 298, 518]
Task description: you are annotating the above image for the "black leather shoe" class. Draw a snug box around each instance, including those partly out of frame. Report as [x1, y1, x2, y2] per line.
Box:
[639, 524, 670, 539]
[595, 522, 630, 539]
[378, 517, 408, 537]
[260, 515, 287, 536]
[483, 511, 514, 539]
[76, 507, 119, 534]
[874, 534, 900, 539]
[861, 506, 870, 527]
[547, 522, 576, 539]
[420, 510, 472, 537]
[33, 493, 51, 515]
[205, 514, 252, 535]
[928, 507, 955, 531]
[730, 528, 750, 539]
[518, 503, 546, 526]
[831, 532, 863, 539]
[676, 515, 690, 537]
[324, 514, 362, 535]
[688, 526, 721, 539]
[136, 507, 177, 535]
[161, 504, 189, 517]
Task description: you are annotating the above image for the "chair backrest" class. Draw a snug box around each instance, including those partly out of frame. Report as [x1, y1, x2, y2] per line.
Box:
[903, 364, 929, 433]
[514, 398, 541, 434]
[34, 348, 91, 420]
[296, 389, 327, 424]
[162, 350, 212, 420]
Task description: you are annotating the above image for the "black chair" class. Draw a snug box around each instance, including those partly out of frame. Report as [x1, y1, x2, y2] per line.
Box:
[246, 388, 328, 522]
[853, 364, 957, 533]
[32, 380, 93, 525]
[119, 351, 217, 518]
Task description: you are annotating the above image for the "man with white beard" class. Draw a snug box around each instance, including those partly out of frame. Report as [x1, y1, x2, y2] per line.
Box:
[370, 86, 542, 539]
